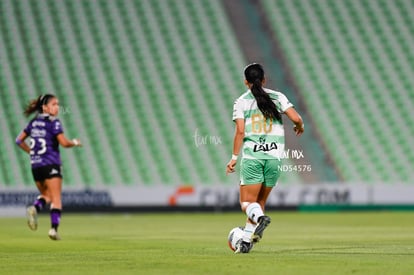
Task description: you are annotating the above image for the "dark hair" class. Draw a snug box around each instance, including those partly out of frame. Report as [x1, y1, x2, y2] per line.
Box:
[24, 94, 55, 117]
[244, 63, 281, 122]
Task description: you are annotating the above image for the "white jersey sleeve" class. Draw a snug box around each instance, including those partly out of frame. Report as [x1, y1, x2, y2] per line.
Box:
[232, 98, 245, 121]
[276, 92, 294, 112]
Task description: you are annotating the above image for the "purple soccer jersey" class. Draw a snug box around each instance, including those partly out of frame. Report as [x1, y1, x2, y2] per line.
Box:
[23, 114, 64, 168]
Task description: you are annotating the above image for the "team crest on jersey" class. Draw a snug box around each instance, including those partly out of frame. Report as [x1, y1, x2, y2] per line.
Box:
[253, 137, 278, 152]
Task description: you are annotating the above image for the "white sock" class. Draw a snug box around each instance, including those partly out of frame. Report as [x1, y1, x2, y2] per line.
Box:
[245, 202, 264, 224]
[242, 221, 257, 242]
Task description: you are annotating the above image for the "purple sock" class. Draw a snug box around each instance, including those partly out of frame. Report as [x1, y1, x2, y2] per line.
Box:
[34, 197, 46, 212]
[50, 209, 61, 230]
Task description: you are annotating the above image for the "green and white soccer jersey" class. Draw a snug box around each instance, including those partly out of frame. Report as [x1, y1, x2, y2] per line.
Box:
[232, 88, 293, 160]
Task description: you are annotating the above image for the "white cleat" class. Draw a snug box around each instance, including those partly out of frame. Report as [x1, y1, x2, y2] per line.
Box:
[26, 206, 38, 231]
[48, 228, 61, 241]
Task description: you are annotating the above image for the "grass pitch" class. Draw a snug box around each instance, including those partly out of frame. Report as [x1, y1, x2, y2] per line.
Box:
[0, 211, 413, 275]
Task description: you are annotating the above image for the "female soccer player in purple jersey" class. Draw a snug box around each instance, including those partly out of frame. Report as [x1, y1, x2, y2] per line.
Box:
[15, 94, 81, 240]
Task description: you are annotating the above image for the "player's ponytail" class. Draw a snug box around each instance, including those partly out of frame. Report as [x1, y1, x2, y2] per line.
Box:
[244, 63, 281, 122]
[23, 94, 55, 117]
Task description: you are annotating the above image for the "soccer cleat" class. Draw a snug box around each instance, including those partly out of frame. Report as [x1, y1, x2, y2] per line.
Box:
[26, 206, 38, 231]
[252, 215, 271, 243]
[234, 240, 253, 254]
[48, 228, 61, 241]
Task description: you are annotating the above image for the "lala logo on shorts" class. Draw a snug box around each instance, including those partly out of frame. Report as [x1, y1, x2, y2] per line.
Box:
[253, 137, 278, 152]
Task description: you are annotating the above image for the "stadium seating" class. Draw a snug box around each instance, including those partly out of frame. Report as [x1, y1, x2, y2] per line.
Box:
[262, 0, 414, 182]
[0, 0, 302, 187]
[2, 0, 411, 188]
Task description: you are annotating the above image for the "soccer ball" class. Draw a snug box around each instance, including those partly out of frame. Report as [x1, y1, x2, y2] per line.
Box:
[227, 226, 244, 251]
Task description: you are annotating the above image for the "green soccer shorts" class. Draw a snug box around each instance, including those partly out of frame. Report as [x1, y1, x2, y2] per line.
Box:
[240, 158, 282, 187]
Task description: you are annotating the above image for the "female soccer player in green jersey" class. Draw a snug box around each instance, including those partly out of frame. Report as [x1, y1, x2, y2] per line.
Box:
[226, 63, 304, 253]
